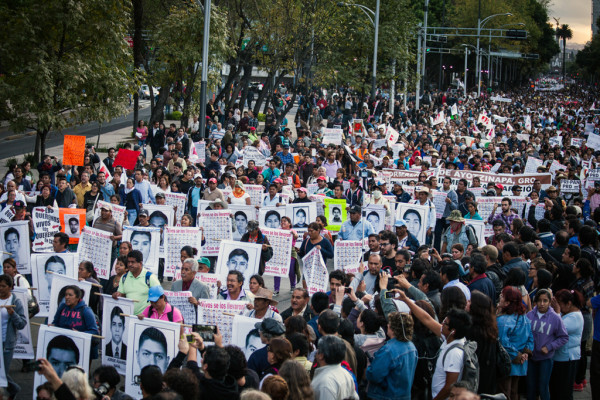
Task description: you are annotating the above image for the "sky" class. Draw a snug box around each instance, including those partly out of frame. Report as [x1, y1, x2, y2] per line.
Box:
[550, 0, 592, 45]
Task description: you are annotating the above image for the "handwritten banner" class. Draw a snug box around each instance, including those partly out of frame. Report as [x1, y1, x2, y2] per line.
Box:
[63, 135, 86, 166]
[32, 207, 60, 252]
[302, 247, 329, 296]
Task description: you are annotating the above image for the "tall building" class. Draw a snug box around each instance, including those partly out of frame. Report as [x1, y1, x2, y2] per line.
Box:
[593, 0, 600, 36]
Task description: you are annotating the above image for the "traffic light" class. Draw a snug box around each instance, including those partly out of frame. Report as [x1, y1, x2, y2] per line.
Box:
[506, 29, 527, 40]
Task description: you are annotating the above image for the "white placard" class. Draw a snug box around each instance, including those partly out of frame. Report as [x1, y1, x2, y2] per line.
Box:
[164, 226, 203, 277]
[101, 296, 135, 374]
[77, 226, 113, 279]
[122, 226, 161, 275]
[334, 240, 363, 274]
[302, 247, 329, 296]
[198, 210, 233, 256]
[261, 227, 293, 277]
[11, 288, 33, 359]
[197, 300, 248, 345]
[0, 220, 31, 274]
[215, 240, 262, 289]
[31, 253, 78, 316]
[32, 207, 61, 252]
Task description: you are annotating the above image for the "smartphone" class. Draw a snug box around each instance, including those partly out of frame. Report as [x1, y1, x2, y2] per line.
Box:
[23, 360, 41, 372]
[186, 334, 195, 344]
[344, 287, 351, 294]
[192, 324, 217, 341]
[311, 148, 316, 157]
[384, 291, 396, 299]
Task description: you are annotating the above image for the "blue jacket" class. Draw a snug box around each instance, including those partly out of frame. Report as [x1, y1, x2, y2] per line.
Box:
[497, 314, 534, 376]
[502, 257, 529, 276]
[3, 294, 27, 351]
[119, 187, 142, 213]
[400, 232, 420, 253]
[52, 299, 100, 359]
[366, 338, 418, 400]
[467, 274, 496, 301]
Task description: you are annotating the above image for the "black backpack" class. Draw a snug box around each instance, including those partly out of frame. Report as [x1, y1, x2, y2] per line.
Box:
[441, 340, 480, 393]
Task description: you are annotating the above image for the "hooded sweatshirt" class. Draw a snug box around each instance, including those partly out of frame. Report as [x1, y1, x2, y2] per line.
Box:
[52, 299, 99, 335]
[526, 306, 569, 361]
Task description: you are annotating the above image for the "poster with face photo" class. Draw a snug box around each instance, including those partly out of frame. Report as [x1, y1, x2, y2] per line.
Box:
[363, 205, 386, 233]
[143, 204, 175, 258]
[395, 203, 428, 246]
[286, 202, 317, 233]
[215, 240, 262, 290]
[231, 315, 264, 361]
[324, 198, 347, 232]
[11, 288, 33, 359]
[102, 296, 135, 375]
[258, 206, 283, 230]
[64, 214, 81, 238]
[229, 205, 257, 241]
[125, 318, 178, 399]
[122, 226, 161, 274]
[34, 325, 91, 388]
[0, 220, 31, 274]
[31, 253, 78, 317]
[47, 275, 92, 323]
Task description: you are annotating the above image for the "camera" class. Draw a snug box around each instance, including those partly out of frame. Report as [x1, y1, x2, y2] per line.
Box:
[359, 169, 373, 179]
[384, 291, 396, 299]
[344, 287, 351, 294]
[93, 382, 110, 400]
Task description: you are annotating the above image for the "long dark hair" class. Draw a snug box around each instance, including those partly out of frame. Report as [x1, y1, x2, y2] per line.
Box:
[469, 291, 498, 341]
[499, 286, 526, 316]
[440, 286, 467, 322]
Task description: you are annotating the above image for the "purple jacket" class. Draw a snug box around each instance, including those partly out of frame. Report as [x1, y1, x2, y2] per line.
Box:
[526, 306, 568, 361]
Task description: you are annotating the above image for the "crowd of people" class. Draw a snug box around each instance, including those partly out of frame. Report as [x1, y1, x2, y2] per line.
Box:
[1, 78, 600, 400]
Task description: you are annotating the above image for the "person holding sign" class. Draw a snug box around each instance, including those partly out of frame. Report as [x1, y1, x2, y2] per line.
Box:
[172, 258, 210, 305]
[139, 286, 183, 324]
[0, 274, 27, 399]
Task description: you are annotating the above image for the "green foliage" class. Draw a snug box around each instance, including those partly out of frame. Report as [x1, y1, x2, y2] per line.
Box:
[165, 111, 183, 120]
[258, 113, 266, 122]
[576, 18, 600, 79]
[0, 0, 135, 160]
[23, 154, 37, 166]
[4, 158, 17, 169]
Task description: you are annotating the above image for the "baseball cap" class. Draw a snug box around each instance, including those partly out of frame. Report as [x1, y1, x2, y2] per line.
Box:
[100, 203, 112, 211]
[250, 127, 256, 131]
[148, 285, 165, 302]
[155, 192, 165, 199]
[495, 183, 504, 190]
[255, 318, 285, 336]
[208, 178, 217, 184]
[198, 257, 211, 268]
[247, 220, 259, 231]
[273, 178, 284, 184]
[394, 219, 406, 227]
[349, 205, 361, 214]
[13, 200, 25, 209]
[194, 173, 203, 180]
[317, 176, 326, 181]
[139, 209, 149, 217]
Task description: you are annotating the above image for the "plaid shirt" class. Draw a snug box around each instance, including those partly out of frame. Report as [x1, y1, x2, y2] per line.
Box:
[570, 277, 594, 313]
[487, 211, 519, 234]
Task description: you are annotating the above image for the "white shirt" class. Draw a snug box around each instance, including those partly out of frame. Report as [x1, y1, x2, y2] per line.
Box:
[431, 338, 465, 398]
[443, 279, 471, 301]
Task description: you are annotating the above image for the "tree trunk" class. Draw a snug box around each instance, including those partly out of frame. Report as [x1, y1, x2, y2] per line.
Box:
[218, 63, 241, 104]
[253, 71, 275, 116]
[133, 93, 139, 131]
[34, 131, 41, 163]
[150, 81, 171, 124]
[238, 64, 253, 111]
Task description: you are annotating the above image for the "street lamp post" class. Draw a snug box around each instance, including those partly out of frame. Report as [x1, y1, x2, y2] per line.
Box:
[476, 12, 511, 97]
[338, 1, 379, 99]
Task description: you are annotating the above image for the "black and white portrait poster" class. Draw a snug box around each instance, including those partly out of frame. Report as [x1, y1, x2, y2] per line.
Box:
[125, 318, 179, 399]
[197, 300, 247, 345]
[198, 210, 233, 256]
[215, 240, 262, 290]
[143, 204, 175, 258]
[48, 275, 92, 323]
[102, 296, 135, 375]
[395, 203, 429, 246]
[363, 205, 386, 233]
[64, 213, 81, 239]
[164, 226, 203, 278]
[32, 207, 61, 253]
[286, 203, 317, 233]
[229, 205, 257, 241]
[0, 220, 31, 274]
[258, 206, 284, 230]
[122, 226, 161, 275]
[77, 226, 113, 279]
[261, 227, 293, 277]
[11, 288, 33, 359]
[231, 315, 264, 361]
[34, 325, 91, 388]
[31, 253, 77, 317]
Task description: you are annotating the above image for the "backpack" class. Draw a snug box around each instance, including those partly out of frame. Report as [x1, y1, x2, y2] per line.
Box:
[465, 225, 478, 247]
[121, 270, 153, 286]
[147, 304, 174, 322]
[441, 340, 479, 392]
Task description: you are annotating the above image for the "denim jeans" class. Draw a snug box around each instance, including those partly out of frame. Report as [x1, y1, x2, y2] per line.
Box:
[3, 350, 20, 397]
[527, 358, 553, 400]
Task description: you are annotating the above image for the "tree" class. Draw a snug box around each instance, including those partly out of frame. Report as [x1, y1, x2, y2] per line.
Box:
[0, 0, 134, 162]
[556, 24, 573, 80]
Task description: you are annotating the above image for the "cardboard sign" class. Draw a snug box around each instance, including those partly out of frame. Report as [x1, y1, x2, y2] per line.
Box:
[62, 135, 86, 166]
[58, 208, 87, 244]
[113, 148, 141, 170]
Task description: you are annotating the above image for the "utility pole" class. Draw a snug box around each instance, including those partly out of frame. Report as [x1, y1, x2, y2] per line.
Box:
[416, 24, 422, 110]
[390, 58, 396, 115]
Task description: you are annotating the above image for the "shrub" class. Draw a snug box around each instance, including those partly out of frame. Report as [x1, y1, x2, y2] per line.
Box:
[165, 111, 182, 120]
[258, 113, 266, 122]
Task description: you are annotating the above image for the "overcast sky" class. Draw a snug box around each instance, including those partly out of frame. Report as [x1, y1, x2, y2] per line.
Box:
[550, 0, 592, 45]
